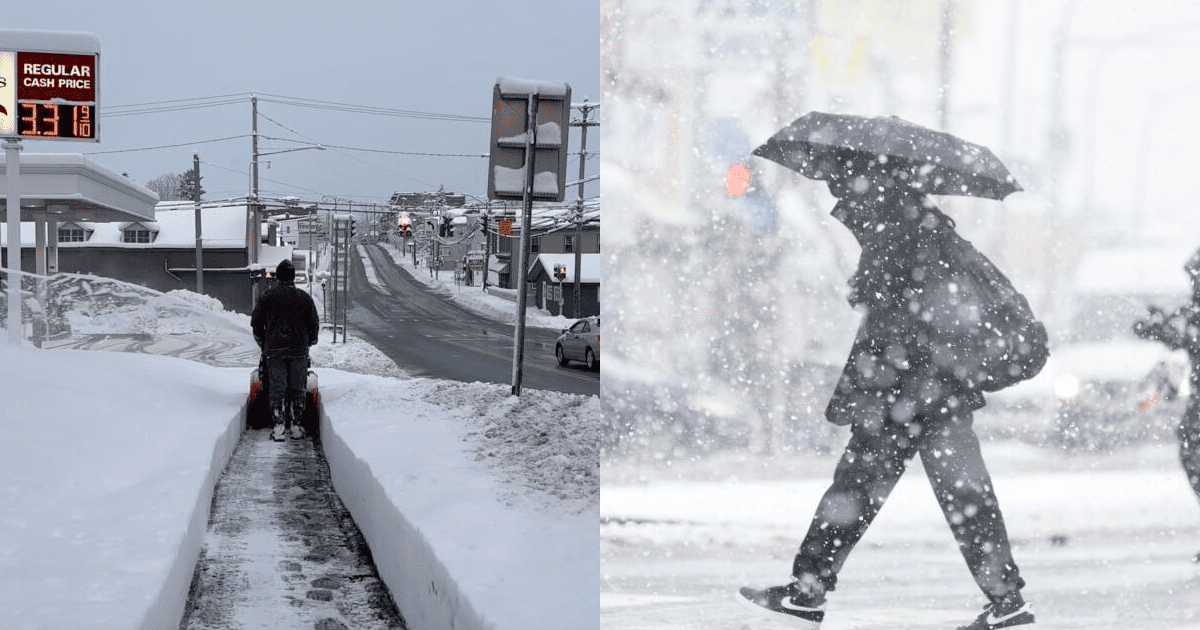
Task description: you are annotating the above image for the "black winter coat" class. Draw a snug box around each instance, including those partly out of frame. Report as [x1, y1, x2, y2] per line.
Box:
[251, 282, 320, 359]
[824, 188, 985, 428]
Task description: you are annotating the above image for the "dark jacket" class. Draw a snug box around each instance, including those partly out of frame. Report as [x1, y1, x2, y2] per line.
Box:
[825, 188, 985, 428]
[251, 281, 320, 359]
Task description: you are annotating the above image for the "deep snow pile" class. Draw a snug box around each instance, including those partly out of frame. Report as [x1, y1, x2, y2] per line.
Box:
[39, 272, 253, 340]
[416, 379, 600, 512]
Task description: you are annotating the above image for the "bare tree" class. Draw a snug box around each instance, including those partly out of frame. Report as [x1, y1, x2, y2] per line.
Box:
[145, 172, 184, 201]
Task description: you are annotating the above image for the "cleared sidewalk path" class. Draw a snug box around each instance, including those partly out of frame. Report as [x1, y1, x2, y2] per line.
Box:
[180, 428, 406, 630]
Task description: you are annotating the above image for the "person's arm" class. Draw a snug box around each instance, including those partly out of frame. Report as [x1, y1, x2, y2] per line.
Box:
[308, 296, 320, 346]
[251, 298, 265, 349]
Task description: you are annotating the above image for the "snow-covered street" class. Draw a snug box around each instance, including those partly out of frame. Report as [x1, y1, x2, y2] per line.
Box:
[601, 443, 1200, 629]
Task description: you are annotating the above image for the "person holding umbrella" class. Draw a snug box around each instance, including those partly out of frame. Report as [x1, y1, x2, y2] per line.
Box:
[736, 113, 1041, 630]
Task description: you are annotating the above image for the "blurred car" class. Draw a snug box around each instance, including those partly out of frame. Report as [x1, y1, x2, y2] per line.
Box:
[985, 246, 1193, 449]
[556, 316, 600, 370]
[988, 339, 1188, 449]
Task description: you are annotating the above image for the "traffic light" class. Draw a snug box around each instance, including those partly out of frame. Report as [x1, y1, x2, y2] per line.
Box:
[439, 216, 452, 237]
[723, 159, 775, 234]
[726, 163, 753, 196]
[710, 117, 775, 234]
[553, 264, 567, 281]
[397, 214, 412, 237]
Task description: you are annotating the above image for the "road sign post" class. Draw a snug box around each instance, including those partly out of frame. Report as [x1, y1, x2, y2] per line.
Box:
[487, 77, 571, 395]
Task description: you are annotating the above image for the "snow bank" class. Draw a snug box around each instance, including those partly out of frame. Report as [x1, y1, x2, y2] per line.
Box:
[318, 371, 599, 630]
[0, 345, 247, 629]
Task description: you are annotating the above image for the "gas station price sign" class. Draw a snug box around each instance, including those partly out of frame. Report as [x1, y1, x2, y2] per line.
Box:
[0, 50, 99, 141]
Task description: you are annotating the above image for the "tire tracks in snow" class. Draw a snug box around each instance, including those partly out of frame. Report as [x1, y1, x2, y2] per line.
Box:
[180, 429, 407, 630]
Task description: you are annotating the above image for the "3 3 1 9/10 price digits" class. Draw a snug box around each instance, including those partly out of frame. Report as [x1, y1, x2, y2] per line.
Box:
[18, 103, 95, 139]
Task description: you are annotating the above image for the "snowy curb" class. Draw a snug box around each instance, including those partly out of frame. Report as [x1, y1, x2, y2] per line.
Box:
[319, 403, 487, 630]
[140, 404, 245, 630]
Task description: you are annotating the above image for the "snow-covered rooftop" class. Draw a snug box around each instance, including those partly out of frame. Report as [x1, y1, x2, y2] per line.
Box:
[0, 203, 249, 248]
[532, 253, 601, 283]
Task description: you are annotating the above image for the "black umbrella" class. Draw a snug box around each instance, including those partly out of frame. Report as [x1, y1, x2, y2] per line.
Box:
[752, 112, 1022, 200]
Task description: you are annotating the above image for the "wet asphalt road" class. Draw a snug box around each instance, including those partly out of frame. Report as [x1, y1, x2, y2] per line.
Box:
[343, 243, 599, 396]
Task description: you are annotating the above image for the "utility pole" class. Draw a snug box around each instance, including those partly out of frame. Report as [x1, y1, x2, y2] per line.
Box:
[570, 100, 599, 318]
[193, 153, 203, 294]
[481, 204, 491, 291]
[251, 95, 260, 266]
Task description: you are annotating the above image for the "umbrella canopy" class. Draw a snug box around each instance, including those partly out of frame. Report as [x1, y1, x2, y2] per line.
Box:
[752, 112, 1022, 200]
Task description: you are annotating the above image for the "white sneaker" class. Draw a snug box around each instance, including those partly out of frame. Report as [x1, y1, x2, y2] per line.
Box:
[271, 423, 287, 442]
[290, 424, 305, 439]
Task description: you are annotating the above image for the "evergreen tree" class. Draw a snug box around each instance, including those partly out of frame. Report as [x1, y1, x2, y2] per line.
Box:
[177, 169, 205, 201]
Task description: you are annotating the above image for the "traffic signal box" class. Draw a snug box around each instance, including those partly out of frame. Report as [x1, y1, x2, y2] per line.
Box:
[487, 77, 571, 203]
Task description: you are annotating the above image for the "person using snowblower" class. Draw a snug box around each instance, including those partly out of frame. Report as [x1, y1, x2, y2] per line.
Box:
[1134, 247, 1200, 562]
[251, 258, 320, 441]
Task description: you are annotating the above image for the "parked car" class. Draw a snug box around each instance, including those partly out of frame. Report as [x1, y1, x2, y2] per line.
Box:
[556, 316, 600, 370]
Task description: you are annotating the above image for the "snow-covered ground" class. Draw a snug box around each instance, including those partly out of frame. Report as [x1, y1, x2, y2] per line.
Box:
[0, 270, 598, 630]
[602, 433, 1200, 629]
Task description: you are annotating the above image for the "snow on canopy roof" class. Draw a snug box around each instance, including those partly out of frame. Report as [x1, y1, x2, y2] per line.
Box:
[496, 76, 570, 98]
[0, 153, 157, 223]
[0, 29, 100, 54]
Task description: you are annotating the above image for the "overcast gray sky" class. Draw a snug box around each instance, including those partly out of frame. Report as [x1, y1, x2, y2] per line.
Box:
[4, 0, 600, 205]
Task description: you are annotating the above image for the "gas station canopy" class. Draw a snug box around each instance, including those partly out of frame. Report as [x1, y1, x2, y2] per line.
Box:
[0, 153, 157, 222]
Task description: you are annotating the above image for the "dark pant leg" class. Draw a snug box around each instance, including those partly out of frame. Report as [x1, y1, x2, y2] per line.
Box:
[792, 421, 920, 593]
[265, 357, 290, 413]
[917, 411, 1025, 602]
[1179, 394, 1200, 505]
[285, 358, 308, 421]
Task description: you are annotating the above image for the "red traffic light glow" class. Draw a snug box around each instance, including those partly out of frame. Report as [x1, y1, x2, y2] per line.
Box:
[726, 163, 752, 196]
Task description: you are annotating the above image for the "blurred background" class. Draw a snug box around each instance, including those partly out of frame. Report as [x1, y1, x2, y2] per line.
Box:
[600, 0, 1200, 458]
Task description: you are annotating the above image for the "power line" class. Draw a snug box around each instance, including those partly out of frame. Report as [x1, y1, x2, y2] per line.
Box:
[256, 92, 488, 123]
[103, 97, 248, 118]
[102, 92, 487, 123]
[105, 92, 253, 110]
[84, 134, 252, 155]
